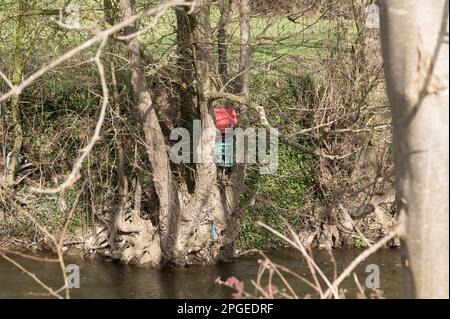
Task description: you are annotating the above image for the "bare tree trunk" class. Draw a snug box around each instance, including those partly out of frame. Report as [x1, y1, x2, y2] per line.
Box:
[114, 0, 180, 265]
[172, 0, 250, 266]
[218, 0, 233, 83]
[175, 7, 197, 192]
[5, 0, 26, 186]
[239, 0, 251, 98]
[104, 0, 134, 262]
[107, 0, 246, 267]
[172, 0, 231, 266]
[379, 0, 449, 298]
[224, 0, 253, 214]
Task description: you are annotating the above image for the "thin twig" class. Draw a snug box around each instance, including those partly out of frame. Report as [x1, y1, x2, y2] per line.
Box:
[257, 221, 339, 298]
[323, 226, 400, 299]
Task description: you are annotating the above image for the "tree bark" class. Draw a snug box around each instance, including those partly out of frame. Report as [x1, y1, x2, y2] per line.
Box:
[379, 0, 449, 298]
[172, 0, 232, 266]
[175, 7, 197, 192]
[239, 0, 251, 98]
[218, 0, 233, 84]
[5, 0, 26, 186]
[108, 0, 246, 267]
[115, 0, 178, 265]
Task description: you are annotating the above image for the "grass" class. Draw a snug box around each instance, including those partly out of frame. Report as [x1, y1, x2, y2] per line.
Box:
[142, 8, 355, 66]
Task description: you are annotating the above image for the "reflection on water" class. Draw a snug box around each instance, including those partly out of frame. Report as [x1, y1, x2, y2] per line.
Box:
[0, 249, 403, 299]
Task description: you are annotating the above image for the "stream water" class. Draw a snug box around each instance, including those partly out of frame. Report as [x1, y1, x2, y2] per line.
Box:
[0, 248, 403, 299]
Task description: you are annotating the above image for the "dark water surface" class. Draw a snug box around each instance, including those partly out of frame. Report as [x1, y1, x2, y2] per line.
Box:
[0, 249, 403, 298]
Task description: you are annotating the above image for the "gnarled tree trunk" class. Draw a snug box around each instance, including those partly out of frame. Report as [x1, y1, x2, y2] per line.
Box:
[107, 0, 248, 267]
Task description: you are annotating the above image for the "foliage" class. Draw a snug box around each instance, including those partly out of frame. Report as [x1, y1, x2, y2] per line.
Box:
[354, 237, 367, 249]
[237, 72, 316, 249]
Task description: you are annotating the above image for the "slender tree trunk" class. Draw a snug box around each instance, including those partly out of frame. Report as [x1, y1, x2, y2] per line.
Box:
[379, 0, 449, 298]
[175, 7, 197, 192]
[218, 0, 233, 84]
[5, 0, 26, 186]
[239, 0, 251, 99]
[104, 0, 133, 260]
[227, 0, 252, 211]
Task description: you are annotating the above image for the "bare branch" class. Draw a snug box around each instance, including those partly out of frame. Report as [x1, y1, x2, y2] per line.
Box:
[323, 226, 400, 299]
[257, 220, 340, 299]
[208, 91, 345, 159]
[0, 0, 194, 104]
